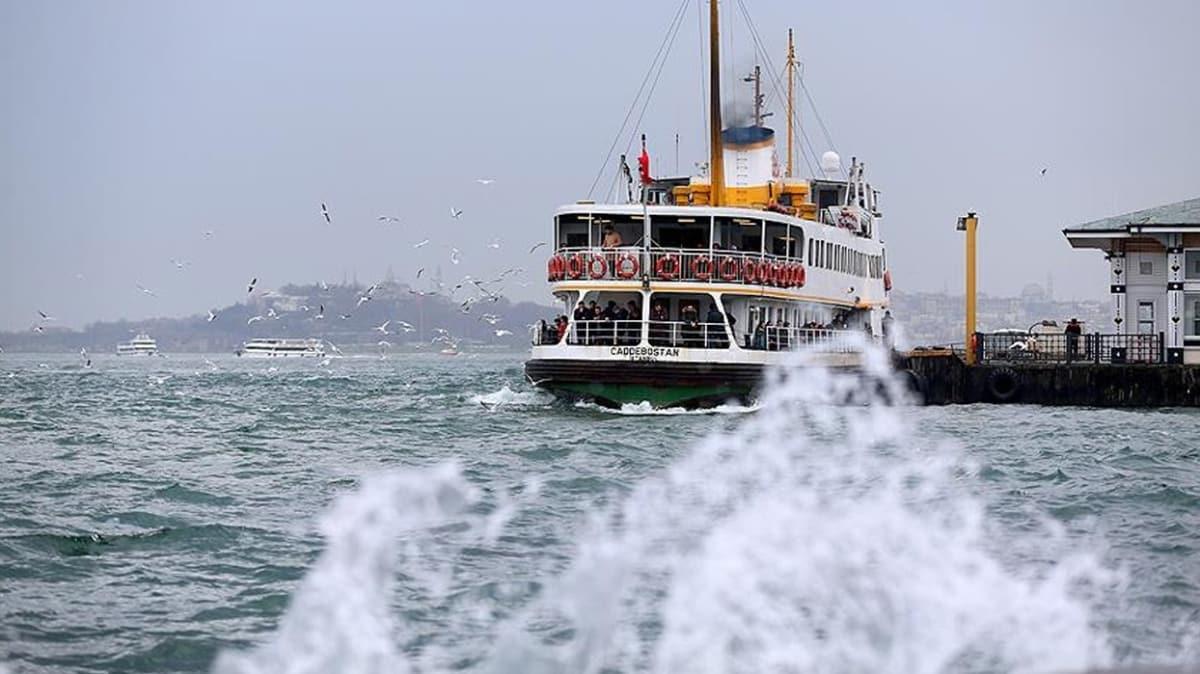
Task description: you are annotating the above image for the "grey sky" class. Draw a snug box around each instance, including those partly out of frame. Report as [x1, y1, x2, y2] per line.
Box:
[2, 0, 1198, 331]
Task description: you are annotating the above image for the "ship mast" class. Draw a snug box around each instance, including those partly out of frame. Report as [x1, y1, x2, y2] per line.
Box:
[743, 65, 772, 127]
[708, 0, 724, 207]
[785, 28, 796, 178]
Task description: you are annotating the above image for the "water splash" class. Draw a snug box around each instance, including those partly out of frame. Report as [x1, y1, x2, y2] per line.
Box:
[573, 400, 760, 416]
[469, 385, 555, 408]
[214, 345, 1117, 673]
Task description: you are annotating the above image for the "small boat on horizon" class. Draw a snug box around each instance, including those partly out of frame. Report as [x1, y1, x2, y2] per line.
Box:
[117, 333, 158, 356]
[236, 338, 326, 358]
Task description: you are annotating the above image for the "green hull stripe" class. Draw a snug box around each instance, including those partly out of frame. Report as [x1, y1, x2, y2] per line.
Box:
[553, 381, 748, 407]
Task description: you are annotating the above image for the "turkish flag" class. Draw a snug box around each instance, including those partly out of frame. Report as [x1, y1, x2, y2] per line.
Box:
[638, 146, 652, 184]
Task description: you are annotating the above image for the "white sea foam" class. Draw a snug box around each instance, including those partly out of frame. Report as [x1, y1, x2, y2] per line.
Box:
[572, 399, 760, 416]
[214, 344, 1118, 673]
[469, 385, 555, 408]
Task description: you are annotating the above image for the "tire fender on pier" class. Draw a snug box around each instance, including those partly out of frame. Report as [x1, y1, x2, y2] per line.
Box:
[986, 367, 1022, 403]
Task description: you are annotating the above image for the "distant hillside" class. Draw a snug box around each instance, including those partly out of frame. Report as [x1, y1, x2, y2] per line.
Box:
[0, 281, 557, 353]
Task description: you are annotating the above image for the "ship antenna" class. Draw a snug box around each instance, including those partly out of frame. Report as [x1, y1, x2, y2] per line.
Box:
[743, 65, 771, 127]
[785, 28, 796, 178]
[709, 0, 724, 207]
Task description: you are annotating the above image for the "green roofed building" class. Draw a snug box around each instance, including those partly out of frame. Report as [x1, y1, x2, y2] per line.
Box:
[1063, 197, 1200, 364]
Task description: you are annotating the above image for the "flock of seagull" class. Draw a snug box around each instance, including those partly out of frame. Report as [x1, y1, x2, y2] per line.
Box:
[21, 178, 544, 361]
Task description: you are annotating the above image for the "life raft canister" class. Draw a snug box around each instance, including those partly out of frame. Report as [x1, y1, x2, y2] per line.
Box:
[769, 262, 784, 287]
[547, 255, 565, 281]
[615, 252, 639, 279]
[587, 254, 609, 280]
[692, 255, 713, 281]
[718, 256, 739, 282]
[566, 253, 586, 280]
[655, 253, 680, 280]
[883, 269, 893, 292]
[546, 257, 557, 281]
[794, 263, 807, 288]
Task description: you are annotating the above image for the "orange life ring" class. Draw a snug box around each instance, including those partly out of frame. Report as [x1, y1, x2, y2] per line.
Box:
[769, 262, 784, 287]
[883, 269, 893, 292]
[742, 257, 759, 284]
[655, 254, 680, 280]
[587, 254, 608, 280]
[566, 253, 585, 280]
[692, 255, 713, 281]
[718, 256, 739, 282]
[615, 252, 639, 279]
[546, 256, 559, 281]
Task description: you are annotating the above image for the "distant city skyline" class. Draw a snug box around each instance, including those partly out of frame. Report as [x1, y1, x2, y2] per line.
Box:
[3, 1, 1198, 330]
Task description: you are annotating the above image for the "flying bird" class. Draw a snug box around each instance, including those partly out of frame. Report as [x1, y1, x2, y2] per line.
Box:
[136, 284, 156, 297]
[449, 207, 463, 219]
[202, 230, 214, 239]
[266, 308, 278, 319]
[247, 278, 257, 294]
[38, 311, 54, 321]
[321, 202, 331, 224]
[339, 313, 352, 320]
[395, 320, 415, 333]
[377, 215, 401, 224]
[416, 267, 425, 279]
[247, 315, 264, 324]
[414, 239, 430, 249]
[32, 325, 45, 333]
[356, 295, 371, 308]
[475, 178, 495, 185]
[493, 329, 513, 337]
[1040, 167, 1048, 176]
[207, 309, 217, 322]
[315, 304, 325, 319]
[528, 242, 548, 254]
[487, 238, 502, 249]
[374, 320, 390, 334]
[319, 280, 329, 291]
[170, 258, 187, 270]
[450, 248, 461, 265]
[480, 314, 501, 325]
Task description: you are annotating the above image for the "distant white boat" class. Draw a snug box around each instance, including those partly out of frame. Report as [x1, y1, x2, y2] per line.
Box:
[439, 347, 460, 357]
[236, 338, 326, 358]
[117, 333, 158, 356]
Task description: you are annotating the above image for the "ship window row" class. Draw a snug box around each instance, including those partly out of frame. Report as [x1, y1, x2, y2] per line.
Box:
[807, 239, 884, 279]
[555, 214, 805, 260]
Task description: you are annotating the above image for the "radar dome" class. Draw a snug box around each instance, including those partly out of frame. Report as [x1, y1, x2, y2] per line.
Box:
[820, 151, 841, 178]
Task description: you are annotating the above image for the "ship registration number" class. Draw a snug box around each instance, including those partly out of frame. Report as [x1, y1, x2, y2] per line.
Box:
[609, 346, 681, 361]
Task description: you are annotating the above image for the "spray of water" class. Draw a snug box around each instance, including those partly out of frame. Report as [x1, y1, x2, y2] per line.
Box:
[215, 343, 1116, 673]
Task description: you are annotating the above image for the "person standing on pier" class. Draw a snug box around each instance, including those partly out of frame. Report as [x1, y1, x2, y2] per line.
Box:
[1064, 318, 1083, 361]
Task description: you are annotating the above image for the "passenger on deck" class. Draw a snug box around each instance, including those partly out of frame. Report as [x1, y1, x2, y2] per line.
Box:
[649, 301, 669, 344]
[705, 304, 728, 347]
[555, 316, 568, 343]
[681, 305, 701, 347]
[624, 300, 641, 345]
[753, 322, 767, 350]
[602, 225, 623, 248]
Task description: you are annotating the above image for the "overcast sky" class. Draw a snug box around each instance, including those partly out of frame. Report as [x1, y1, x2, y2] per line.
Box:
[2, 0, 1198, 331]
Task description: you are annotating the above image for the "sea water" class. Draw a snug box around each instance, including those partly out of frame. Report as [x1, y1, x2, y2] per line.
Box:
[0, 351, 1197, 672]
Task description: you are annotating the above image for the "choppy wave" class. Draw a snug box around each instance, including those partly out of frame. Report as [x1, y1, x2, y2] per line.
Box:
[214, 347, 1118, 673]
[469, 385, 555, 408]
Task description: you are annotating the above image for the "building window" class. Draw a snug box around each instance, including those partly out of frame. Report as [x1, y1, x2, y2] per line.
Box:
[1137, 301, 1155, 335]
[1139, 260, 1154, 276]
[1185, 251, 1200, 280]
[1186, 294, 1200, 344]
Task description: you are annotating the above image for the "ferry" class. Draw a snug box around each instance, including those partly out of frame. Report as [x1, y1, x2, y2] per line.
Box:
[116, 333, 158, 356]
[236, 338, 326, 358]
[524, 11, 891, 408]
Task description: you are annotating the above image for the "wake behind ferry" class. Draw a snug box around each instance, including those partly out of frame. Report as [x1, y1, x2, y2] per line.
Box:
[525, 9, 891, 408]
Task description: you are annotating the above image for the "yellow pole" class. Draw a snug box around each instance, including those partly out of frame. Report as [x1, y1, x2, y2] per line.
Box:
[786, 28, 795, 178]
[709, 0, 724, 207]
[962, 212, 979, 365]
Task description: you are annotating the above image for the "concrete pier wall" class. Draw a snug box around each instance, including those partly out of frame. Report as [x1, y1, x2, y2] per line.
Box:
[898, 352, 1200, 406]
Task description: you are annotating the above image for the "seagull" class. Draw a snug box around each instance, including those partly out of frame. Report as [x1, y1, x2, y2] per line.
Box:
[414, 239, 430, 249]
[170, 258, 187, 270]
[80, 348, 92, 369]
[38, 311, 54, 321]
[377, 340, 392, 348]
[487, 238, 502, 249]
[450, 248, 461, 265]
[528, 242, 548, 254]
[247, 277, 257, 294]
[315, 304, 325, 319]
[136, 283, 156, 297]
[494, 329, 513, 337]
[377, 215, 401, 224]
[326, 341, 344, 355]
[321, 202, 331, 224]
[374, 320, 391, 335]
[1040, 167, 1048, 176]
[247, 315, 264, 324]
[202, 229, 214, 239]
[449, 207, 463, 219]
[475, 178, 496, 185]
[365, 283, 378, 296]
[206, 309, 217, 322]
[395, 320, 415, 333]
[416, 267, 425, 279]
[339, 313, 352, 320]
[356, 295, 371, 308]
[319, 280, 329, 291]
[480, 313, 501, 325]
[266, 308, 278, 319]
[31, 325, 44, 333]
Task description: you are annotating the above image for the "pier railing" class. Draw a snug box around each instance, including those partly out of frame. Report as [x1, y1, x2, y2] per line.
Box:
[548, 247, 804, 286]
[974, 332, 1164, 364]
